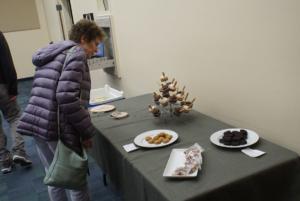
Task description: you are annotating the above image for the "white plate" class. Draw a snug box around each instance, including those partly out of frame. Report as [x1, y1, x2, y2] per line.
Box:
[133, 129, 178, 148]
[163, 149, 198, 178]
[110, 111, 129, 119]
[210, 128, 259, 148]
[90, 104, 116, 113]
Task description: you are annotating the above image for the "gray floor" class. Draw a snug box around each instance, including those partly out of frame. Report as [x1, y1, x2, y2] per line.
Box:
[0, 79, 122, 201]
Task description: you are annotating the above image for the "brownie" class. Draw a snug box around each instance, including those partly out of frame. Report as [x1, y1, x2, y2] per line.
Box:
[232, 134, 243, 141]
[231, 141, 241, 146]
[240, 129, 248, 139]
[222, 136, 232, 142]
[219, 129, 249, 146]
[222, 140, 232, 145]
[240, 129, 248, 135]
[224, 131, 233, 137]
[232, 131, 241, 136]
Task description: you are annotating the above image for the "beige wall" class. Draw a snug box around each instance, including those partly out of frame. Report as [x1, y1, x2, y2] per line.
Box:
[42, 0, 63, 42]
[91, 0, 300, 153]
[70, 0, 106, 23]
[42, 0, 75, 42]
[70, 0, 100, 23]
[3, 0, 50, 78]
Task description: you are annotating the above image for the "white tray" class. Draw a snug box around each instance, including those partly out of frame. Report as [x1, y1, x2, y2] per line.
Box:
[163, 149, 198, 178]
[89, 84, 124, 106]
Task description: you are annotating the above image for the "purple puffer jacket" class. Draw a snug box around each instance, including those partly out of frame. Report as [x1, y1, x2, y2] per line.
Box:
[17, 40, 98, 154]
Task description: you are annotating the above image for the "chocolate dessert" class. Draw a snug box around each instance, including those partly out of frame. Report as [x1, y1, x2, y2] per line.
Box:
[219, 129, 248, 146]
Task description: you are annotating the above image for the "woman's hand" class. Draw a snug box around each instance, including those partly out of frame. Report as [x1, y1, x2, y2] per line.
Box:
[82, 139, 93, 149]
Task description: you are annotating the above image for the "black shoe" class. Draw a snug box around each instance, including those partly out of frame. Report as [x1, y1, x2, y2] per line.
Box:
[1, 157, 13, 174]
[13, 153, 32, 167]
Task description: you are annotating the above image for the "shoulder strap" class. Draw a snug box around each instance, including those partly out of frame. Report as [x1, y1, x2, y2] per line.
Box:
[57, 45, 77, 139]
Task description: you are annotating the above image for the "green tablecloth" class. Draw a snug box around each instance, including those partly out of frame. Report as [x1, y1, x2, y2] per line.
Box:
[89, 94, 300, 201]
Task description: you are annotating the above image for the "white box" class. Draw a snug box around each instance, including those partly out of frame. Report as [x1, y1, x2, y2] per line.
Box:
[89, 85, 124, 106]
[87, 57, 115, 70]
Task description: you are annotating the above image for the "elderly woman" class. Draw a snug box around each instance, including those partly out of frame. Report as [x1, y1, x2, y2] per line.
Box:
[17, 20, 104, 201]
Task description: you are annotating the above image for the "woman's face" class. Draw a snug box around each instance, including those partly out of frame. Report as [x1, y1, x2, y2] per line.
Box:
[80, 37, 101, 58]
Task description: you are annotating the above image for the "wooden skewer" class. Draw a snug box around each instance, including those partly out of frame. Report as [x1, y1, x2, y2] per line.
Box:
[191, 98, 196, 104]
[185, 93, 189, 101]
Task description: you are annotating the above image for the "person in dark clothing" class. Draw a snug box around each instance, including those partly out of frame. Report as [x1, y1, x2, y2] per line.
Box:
[17, 20, 104, 201]
[0, 31, 32, 174]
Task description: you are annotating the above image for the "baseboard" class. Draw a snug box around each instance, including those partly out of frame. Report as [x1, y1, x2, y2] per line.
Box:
[18, 77, 33, 82]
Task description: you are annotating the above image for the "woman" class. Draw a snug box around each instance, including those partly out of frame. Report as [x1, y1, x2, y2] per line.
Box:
[17, 20, 104, 201]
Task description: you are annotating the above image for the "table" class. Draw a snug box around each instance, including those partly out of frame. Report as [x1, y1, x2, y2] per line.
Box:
[89, 94, 300, 201]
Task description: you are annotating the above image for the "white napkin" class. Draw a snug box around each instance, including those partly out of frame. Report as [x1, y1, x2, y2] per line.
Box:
[123, 143, 139, 152]
[241, 148, 266, 158]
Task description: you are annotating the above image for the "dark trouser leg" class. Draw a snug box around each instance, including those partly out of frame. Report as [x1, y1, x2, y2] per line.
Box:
[0, 114, 10, 161]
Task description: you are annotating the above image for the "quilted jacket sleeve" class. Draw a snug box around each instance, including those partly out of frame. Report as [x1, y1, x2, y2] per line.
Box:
[56, 52, 97, 140]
